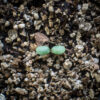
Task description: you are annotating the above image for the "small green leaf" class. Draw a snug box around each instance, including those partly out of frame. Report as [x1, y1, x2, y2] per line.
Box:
[51, 45, 65, 55]
[36, 46, 50, 56]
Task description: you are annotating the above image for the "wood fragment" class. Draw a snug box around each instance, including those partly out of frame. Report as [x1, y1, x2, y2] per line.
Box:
[34, 32, 49, 45]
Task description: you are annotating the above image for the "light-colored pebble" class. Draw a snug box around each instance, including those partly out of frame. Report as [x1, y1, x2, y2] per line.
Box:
[15, 88, 28, 95]
[48, 6, 54, 12]
[5, 21, 10, 27]
[0, 94, 6, 100]
[79, 22, 92, 31]
[63, 59, 72, 69]
[96, 34, 100, 38]
[75, 45, 84, 51]
[82, 3, 89, 11]
[13, 25, 18, 29]
[33, 13, 39, 20]
[18, 23, 25, 29]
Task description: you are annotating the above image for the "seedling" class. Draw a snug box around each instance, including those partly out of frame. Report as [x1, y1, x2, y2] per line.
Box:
[36, 45, 65, 56]
[36, 46, 50, 56]
[51, 45, 65, 55]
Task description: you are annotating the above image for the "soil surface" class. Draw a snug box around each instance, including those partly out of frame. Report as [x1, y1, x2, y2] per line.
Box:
[0, 0, 100, 100]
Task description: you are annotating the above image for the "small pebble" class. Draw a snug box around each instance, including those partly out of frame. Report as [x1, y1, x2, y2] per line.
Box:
[48, 6, 54, 12]
[15, 88, 28, 95]
[82, 3, 89, 11]
[13, 25, 18, 29]
[75, 45, 84, 51]
[93, 58, 99, 64]
[5, 21, 10, 27]
[33, 13, 39, 20]
[18, 23, 25, 29]
[96, 34, 100, 38]
[79, 22, 92, 31]
[0, 94, 6, 100]
[63, 59, 72, 69]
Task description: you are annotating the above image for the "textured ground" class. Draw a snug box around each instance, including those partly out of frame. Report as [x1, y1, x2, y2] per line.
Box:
[0, 0, 100, 100]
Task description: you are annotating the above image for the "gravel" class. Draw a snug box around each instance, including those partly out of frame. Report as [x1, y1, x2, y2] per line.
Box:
[0, 0, 100, 100]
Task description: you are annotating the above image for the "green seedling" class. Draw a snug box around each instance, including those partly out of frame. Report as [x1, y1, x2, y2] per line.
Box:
[51, 45, 65, 55]
[36, 46, 50, 56]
